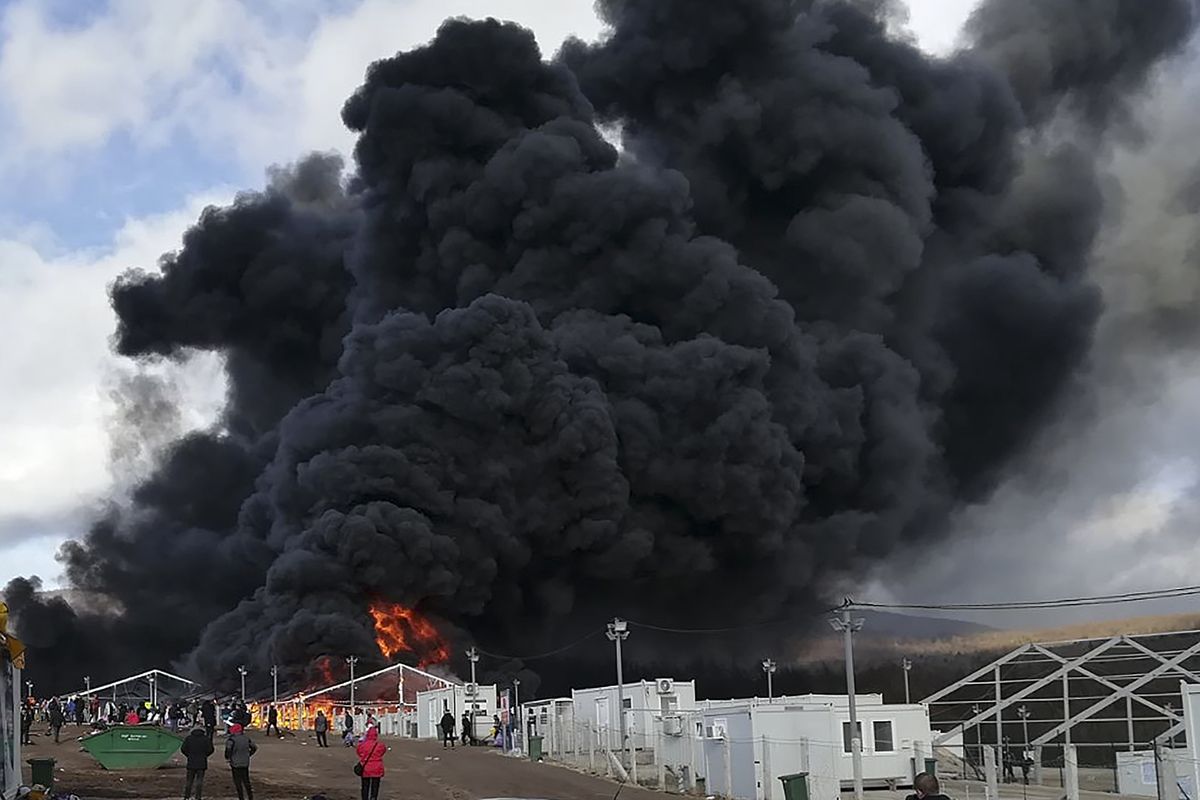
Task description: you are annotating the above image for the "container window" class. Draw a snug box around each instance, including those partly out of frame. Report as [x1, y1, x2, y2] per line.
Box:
[842, 721, 863, 753]
[873, 721, 895, 752]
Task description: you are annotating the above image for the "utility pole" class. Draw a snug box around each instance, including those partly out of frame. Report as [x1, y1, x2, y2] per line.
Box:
[466, 646, 479, 688]
[830, 603, 865, 800]
[346, 657, 359, 718]
[149, 673, 157, 708]
[902, 658, 912, 704]
[607, 618, 630, 765]
[1018, 705, 1030, 752]
[270, 665, 279, 707]
[25, 680, 32, 701]
[237, 666, 247, 704]
[514, 678, 521, 731]
[762, 659, 777, 700]
[84, 676, 91, 695]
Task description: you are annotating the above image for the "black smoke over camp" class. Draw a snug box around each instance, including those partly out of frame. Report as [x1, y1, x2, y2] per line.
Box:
[4, 0, 1196, 694]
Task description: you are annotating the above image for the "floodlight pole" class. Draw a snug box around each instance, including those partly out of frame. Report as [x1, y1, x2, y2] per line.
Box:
[237, 666, 247, 704]
[607, 618, 630, 765]
[346, 657, 359, 717]
[830, 602, 865, 800]
[270, 665, 279, 706]
[84, 676, 91, 695]
[25, 680, 32, 701]
[762, 659, 777, 700]
[902, 658, 912, 704]
[149, 673, 157, 708]
[466, 646, 479, 688]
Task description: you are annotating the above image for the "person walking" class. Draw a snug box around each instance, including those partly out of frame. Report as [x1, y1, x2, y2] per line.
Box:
[440, 710, 456, 748]
[314, 710, 329, 748]
[355, 726, 386, 800]
[461, 711, 472, 746]
[224, 722, 258, 800]
[181, 726, 214, 800]
[343, 709, 354, 742]
[48, 699, 64, 743]
[266, 705, 281, 738]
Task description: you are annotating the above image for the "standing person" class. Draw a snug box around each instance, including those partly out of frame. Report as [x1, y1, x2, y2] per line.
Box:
[48, 699, 64, 743]
[181, 726, 214, 800]
[124, 707, 141, 725]
[74, 697, 84, 726]
[905, 773, 953, 800]
[169, 703, 184, 734]
[314, 710, 329, 748]
[460, 711, 471, 746]
[202, 698, 217, 741]
[355, 726, 386, 800]
[440, 710, 456, 748]
[224, 723, 257, 800]
[20, 703, 33, 745]
[266, 705, 281, 738]
[343, 709, 354, 741]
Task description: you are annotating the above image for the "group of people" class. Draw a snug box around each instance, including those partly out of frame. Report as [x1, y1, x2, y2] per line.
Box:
[438, 708, 510, 748]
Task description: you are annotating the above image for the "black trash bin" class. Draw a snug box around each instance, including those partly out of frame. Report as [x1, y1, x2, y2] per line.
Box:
[27, 756, 55, 788]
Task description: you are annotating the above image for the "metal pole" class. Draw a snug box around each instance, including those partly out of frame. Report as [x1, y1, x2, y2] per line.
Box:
[830, 604, 865, 800]
[466, 647, 479, 688]
[1126, 695, 1135, 751]
[237, 666, 247, 704]
[902, 658, 912, 704]
[762, 659, 776, 700]
[84, 676, 91, 695]
[271, 665, 279, 706]
[607, 618, 630, 765]
[973, 703, 982, 771]
[346, 657, 358, 718]
[1063, 673, 1071, 747]
[995, 665, 1003, 756]
[515, 679, 521, 746]
[25, 681, 32, 701]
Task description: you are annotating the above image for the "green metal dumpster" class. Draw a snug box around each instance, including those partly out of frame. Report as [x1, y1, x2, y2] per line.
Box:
[26, 757, 55, 787]
[80, 725, 185, 770]
[778, 772, 810, 800]
[924, 758, 938, 777]
[528, 735, 544, 761]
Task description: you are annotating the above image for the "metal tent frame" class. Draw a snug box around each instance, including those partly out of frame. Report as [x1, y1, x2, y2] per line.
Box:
[75, 668, 198, 706]
[923, 629, 1200, 757]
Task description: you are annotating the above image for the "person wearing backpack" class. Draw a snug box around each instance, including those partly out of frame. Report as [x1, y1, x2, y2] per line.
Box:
[355, 726, 386, 800]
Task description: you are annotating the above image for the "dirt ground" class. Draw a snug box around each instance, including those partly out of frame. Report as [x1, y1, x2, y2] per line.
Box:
[19, 727, 664, 800]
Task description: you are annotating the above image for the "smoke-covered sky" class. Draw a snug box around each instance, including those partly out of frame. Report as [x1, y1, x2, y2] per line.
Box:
[0, 0, 974, 592]
[8, 0, 1200, 695]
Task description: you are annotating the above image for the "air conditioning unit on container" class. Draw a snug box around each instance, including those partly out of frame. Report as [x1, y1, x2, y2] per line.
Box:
[663, 715, 684, 736]
[656, 678, 674, 694]
[465, 683, 478, 697]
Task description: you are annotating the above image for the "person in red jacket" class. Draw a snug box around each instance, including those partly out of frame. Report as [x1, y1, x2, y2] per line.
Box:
[355, 726, 386, 800]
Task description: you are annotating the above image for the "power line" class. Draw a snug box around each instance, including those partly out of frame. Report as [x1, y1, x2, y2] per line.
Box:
[855, 584, 1200, 611]
[474, 629, 606, 662]
[626, 603, 847, 636]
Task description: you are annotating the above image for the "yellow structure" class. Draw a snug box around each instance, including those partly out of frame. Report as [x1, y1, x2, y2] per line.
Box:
[0, 600, 25, 797]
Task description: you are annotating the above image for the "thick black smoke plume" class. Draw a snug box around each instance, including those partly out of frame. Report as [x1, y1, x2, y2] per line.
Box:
[5, 0, 1196, 693]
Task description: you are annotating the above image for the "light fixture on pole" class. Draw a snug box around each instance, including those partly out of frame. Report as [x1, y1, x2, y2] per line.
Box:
[346, 657, 359, 718]
[466, 647, 479, 688]
[84, 676, 91, 695]
[237, 666, 247, 704]
[902, 658, 912, 704]
[762, 659, 777, 701]
[149, 673, 157, 708]
[829, 602, 865, 800]
[25, 680, 33, 701]
[270, 665, 279, 706]
[1017, 704, 1030, 751]
[607, 618, 630, 766]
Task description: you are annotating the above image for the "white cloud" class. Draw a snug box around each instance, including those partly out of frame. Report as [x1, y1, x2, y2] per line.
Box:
[0, 190, 230, 566]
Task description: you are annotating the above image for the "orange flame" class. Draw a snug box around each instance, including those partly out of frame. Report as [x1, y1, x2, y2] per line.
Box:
[369, 600, 451, 666]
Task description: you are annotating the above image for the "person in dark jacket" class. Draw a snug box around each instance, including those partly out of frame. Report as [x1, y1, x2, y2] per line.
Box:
[440, 710, 456, 748]
[20, 703, 33, 745]
[48, 699, 64, 743]
[266, 705, 281, 738]
[343, 709, 354, 740]
[181, 726, 215, 800]
[201, 699, 217, 741]
[461, 711, 472, 746]
[314, 710, 329, 747]
[225, 723, 258, 800]
[906, 773, 953, 800]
